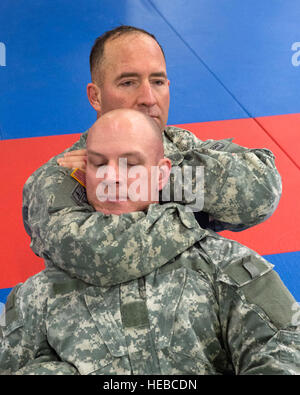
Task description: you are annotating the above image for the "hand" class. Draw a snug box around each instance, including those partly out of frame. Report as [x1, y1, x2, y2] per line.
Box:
[57, 149, 87, 171]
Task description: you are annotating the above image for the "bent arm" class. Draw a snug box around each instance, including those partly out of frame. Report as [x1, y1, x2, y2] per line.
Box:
[41, 200, 204, 287]
[0, 282, 78, 375]
[164, 127, 282, 231]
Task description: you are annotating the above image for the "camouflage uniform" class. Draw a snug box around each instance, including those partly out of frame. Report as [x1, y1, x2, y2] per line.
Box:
[1, 127, 291, 375]
[20, 126, 282, 290]
[22, 126, 282, 264]
[0, 201, 299, 375]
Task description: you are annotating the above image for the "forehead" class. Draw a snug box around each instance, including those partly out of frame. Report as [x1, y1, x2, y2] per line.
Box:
[102, 33, 166, 72]
[88, 116, 160, 158]
[89, 116, 148, 146]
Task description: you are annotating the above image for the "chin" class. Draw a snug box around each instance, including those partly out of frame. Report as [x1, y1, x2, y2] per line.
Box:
[94, 203, 133, 215]
[95, 202, 149, 215]
[100, 208, 129, 215]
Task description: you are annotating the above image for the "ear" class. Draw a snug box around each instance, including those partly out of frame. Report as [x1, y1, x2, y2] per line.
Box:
[87, 83, 101, 114]
[157, 157, 172, 191]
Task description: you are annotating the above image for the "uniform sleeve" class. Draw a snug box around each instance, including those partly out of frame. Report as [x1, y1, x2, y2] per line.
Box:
[215, 252, 300, 374]
[36, 202, 204, 287]
[164, 127, 282, 231]
[0, 283, 79, 375]
[22, 133, 88, 241]
[0, 280, 78, 375]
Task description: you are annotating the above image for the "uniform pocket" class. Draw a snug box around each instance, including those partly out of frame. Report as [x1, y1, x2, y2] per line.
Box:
[47, 287, 128, 375]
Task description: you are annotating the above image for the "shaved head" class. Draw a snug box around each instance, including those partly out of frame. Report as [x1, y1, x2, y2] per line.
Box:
[87, 108, 164, 159]
[85, 108, 171, 215]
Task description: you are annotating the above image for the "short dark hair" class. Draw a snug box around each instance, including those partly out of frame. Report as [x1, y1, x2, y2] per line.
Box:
[89, 25, 165, 82]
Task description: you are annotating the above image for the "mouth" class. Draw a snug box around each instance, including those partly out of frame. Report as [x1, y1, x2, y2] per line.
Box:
[149, 115, 161, 126]
[97, 195, 128, 203]
[107, 198, 127, 203]
[149, 114, 160, 120]
[139, 109, 160, 121]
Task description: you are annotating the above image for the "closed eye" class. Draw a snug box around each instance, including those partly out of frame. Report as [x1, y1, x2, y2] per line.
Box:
[127, 162, 139, 167]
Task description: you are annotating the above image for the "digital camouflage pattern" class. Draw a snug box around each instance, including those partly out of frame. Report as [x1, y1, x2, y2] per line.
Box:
[1, 202, 299, 375]
[20, 126, 282, 286]
[163, 126, 282, 230]
[22, 126, 282, 271]
[1, 126, 291, 375]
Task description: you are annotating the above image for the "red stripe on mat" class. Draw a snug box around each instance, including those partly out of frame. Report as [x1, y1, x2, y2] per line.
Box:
[1, 114, 299, 288]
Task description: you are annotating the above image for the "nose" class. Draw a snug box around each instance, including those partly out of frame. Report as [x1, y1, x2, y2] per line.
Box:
[97, 160, 128, 186]
[136, 80, 157, 108]
[96, 163, 117, 185]
[103, 164, 118, 184]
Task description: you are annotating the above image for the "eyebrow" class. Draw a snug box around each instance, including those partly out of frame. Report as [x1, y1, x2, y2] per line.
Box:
[87, 150, 105, 158]
[88, 150, 146, 161]
[115, 71, 167, 82]
[121, 152, 146, 162]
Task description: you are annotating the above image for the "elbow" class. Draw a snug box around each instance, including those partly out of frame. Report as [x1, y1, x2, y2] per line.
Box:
[240, 171, 282, 228]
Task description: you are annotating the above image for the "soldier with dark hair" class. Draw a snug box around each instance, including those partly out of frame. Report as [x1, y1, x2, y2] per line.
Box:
[24, 25, 281, 262]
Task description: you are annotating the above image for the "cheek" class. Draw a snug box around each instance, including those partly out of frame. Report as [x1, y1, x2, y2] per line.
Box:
[127, 168, 157, 201]
[100, 89, 133, 112]
[160, 92, 170, 113]
[86, 168, 99, 194]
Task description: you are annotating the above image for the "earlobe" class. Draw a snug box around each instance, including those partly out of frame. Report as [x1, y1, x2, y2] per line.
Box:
[87, 83, 101, 113]
[158, 158, 172, 191]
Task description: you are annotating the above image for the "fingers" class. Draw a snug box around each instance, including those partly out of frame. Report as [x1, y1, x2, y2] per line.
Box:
[57, 149, 87, 171]
[58, 159, 86, 171]
[64, 149, 87, 157]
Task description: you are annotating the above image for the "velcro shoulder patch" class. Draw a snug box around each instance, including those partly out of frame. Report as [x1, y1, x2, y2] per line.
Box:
[49, 170, 90, 212]
[71, 184, 88, 207]
[223, 255, 297, 329]
[242, 270, 298, 329]
[224, 255, 273, 287]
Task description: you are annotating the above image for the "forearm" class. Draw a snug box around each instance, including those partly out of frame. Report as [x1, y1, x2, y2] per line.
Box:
[164, 127, 282, 230]
[44, 203, 205, 287]
[196, 146, 281, 226]
[167, 145, 281, 229]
